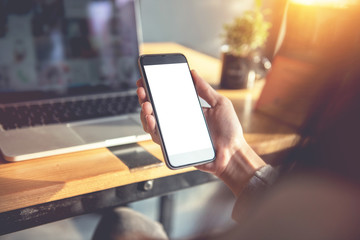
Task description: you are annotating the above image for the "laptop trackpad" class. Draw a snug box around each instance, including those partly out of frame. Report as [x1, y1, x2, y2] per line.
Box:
[70, 116, 145, 143]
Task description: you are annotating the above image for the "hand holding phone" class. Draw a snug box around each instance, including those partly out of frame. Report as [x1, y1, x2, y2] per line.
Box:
[138, 53, 215, 169]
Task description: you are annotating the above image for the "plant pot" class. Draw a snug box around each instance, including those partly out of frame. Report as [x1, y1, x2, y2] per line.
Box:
[220, 52, 256, 89]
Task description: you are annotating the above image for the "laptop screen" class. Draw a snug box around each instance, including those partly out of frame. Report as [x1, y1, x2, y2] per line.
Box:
[0, 0, 141, 103]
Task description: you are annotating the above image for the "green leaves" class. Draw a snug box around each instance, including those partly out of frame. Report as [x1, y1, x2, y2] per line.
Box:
[222, 1, 271, 57]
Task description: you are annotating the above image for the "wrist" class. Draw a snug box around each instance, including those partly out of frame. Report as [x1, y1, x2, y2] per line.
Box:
[218, 139, 266, 196]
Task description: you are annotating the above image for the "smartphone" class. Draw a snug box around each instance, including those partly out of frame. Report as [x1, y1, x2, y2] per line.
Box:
[138, 53, 216, 169]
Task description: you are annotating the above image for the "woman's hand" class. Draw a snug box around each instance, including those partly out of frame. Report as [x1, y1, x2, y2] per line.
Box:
[189, 70, 246, 176]
[136, 70, 265, 196]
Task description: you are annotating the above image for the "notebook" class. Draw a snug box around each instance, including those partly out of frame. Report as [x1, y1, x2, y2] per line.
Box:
[0, 0, 151, 162]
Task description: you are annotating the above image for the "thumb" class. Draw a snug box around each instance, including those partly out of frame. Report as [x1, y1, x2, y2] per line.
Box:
[191, 70, 218, 107]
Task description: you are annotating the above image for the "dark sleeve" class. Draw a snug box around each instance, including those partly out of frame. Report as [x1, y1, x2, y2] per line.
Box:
[232, 164, 279, 223]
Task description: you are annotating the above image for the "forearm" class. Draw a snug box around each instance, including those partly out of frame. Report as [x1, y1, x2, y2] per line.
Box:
[218, 139, 267, 197]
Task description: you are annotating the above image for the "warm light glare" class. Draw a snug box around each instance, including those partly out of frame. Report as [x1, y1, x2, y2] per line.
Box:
[290, 0, 356, 7]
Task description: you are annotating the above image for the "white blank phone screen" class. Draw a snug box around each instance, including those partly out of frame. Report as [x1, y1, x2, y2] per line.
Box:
[144, 63, 214, 167]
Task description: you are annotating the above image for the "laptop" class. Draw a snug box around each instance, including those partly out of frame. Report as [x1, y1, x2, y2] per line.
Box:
[0, 0, 151, 162]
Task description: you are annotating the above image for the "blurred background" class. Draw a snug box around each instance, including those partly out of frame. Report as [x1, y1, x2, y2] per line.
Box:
[139, 0, 288, 61]
[140, 0, 258, 58]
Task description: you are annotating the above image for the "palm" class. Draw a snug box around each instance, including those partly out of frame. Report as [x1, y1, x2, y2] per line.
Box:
[196, 97, 244, 176]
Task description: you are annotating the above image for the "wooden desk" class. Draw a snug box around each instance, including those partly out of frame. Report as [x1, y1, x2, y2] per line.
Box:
[0, 43, 297, 235]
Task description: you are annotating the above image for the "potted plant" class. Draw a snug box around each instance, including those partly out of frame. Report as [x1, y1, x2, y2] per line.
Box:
[220, 0, 271, 89]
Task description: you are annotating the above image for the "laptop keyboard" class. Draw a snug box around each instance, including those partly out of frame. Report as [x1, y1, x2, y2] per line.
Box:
[0, 94, 140, 130]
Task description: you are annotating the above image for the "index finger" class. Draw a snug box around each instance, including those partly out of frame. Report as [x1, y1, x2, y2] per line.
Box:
[136, 78, 144, 88]
[137, 86, 148, 106]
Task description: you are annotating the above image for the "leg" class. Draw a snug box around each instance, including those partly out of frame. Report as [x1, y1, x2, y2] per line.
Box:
[92, 207, 168, 240]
